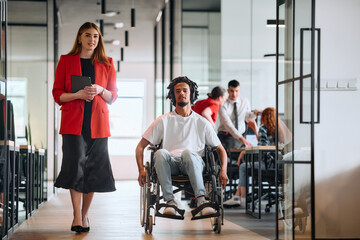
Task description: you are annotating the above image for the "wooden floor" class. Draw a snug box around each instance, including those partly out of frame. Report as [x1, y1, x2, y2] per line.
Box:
[9, 181, 268, 240]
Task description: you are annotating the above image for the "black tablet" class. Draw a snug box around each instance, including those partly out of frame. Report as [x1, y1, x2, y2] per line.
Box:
[71, 75, 92, 93]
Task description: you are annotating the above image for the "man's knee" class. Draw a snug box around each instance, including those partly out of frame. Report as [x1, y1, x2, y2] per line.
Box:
[181, 149, 199, 163]
[181, 149, 192, 159]
[154, 149, 169, 168]
[181, 150, 204, 170]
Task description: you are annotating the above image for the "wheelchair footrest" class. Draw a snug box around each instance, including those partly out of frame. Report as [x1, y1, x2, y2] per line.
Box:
[155, 203, 185, 220]
[155, 212, 185, 220]
[191, 212, 220, 221]
[190, 202, 219, 219]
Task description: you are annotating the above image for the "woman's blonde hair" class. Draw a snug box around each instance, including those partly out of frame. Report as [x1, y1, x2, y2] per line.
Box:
[261, 107, 284, 143]
[68, 22, 110, 65]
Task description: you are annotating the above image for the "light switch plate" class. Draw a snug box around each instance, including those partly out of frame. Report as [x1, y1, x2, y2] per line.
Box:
[337, 80, 347, 88]
[327, 81, 337, 88]
[348, 79, 357, 88]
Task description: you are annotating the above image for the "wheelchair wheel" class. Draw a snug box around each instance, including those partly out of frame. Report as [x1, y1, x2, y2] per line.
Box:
[143, 162, 152, 233]
[298, 217, 307, 233]
[210, 173, 224, 234]
[140, 177, 147, 227]
[147, 215, 153, 234]
[213, 216, 222, 233]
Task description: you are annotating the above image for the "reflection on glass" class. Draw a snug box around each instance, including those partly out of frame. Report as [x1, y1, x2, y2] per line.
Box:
[155, 23, 163, 117]
[108, 138, 140, 156]
[109, 98, 143, 137]
[0, 81, 5, 232]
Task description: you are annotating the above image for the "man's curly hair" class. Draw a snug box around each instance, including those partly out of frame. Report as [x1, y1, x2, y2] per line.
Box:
[166, 76, 199, 106]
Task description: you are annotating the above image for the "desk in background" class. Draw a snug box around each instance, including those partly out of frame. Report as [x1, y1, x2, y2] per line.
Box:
[226, 148, 245, 200]
[244, 146, 281, 219]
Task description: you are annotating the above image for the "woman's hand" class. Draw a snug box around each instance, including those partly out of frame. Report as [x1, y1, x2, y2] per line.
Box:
[76, 89, 92, 102]
[83, 84, 104, 101]
[236, 150, 246, 166]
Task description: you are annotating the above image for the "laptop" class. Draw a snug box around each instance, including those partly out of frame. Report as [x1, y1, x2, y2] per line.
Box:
[246, 134, 258, 147]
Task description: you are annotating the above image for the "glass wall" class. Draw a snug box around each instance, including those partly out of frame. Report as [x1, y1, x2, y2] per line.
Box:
[155, 0, 277, 114]
[7, 1, 48, 148]
[7, 0, 49, 227]
[154, 0, 182, 116]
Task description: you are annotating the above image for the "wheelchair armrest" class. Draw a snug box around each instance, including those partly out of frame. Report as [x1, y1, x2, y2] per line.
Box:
[147, 145, 158, 151]
[147, 140, 162, 152]
[205, 145, 218, 153]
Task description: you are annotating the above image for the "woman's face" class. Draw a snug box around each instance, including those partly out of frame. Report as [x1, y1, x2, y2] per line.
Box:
[218, 94, 227, 106]
[78, 28, 99, 52]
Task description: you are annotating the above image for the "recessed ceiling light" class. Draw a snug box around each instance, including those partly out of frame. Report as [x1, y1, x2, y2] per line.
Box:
[112, 40, 120, 46]
[156, 11, 162, 22]
[103, 11, 117, 17]
[114, 22, 124, 29]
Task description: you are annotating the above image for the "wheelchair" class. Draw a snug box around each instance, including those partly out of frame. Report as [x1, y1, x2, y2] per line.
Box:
[140, 145, 224, 234]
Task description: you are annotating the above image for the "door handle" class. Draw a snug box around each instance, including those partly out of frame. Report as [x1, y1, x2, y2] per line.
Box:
[300, 28, 320, 124]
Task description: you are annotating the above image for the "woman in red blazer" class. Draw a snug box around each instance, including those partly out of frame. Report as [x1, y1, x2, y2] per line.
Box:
[52, 22, 118, 233]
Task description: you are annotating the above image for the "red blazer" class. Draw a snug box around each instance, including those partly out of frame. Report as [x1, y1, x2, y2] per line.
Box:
[52, 53, 118, 138]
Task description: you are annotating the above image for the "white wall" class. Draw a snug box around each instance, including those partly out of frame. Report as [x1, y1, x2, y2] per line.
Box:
[221, 0, 277, 110]
[314, 0, 360, 238]
[221, 0, 252, 101]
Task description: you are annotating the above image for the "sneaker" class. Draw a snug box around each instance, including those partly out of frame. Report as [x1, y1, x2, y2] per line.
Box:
[198, 200, 216, 216]
[223, 195, 241, 208]
[163, 199, 181, 215]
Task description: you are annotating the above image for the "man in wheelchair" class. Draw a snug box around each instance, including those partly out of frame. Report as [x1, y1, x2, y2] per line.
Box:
[136, 76, 228, 219]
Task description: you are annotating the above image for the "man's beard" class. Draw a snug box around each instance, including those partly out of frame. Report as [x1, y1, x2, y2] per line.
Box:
[177, 101, 188, 107]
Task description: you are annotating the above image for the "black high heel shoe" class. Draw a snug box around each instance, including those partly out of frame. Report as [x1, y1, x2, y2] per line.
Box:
[82, 218, 90, 232]
[71, 225, 83, 233]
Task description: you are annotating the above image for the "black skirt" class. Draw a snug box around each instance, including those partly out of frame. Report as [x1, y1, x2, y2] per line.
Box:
[54, 134, 116, 193]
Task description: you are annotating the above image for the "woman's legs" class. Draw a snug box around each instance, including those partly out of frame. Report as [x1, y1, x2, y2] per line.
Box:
[82, 192, 94, 227]
[70, 189, 82, 226]
[70, 189, 94, 228]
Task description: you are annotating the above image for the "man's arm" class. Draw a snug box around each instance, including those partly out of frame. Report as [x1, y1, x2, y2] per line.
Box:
[135, 137, 150, 187]
[219, 108, 252, 146]
[201, 107, 215, 127]
[216, 144, 229, 189]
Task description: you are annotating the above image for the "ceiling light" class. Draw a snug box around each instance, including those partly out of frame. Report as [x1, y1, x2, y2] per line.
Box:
[101, 0, 106, 14]
[131, 8, 135, 28]
[112, 40, 120, 46]
[100, 19, 104, 35]
[104, 11, 117, 17]
[131, 0, 135, 28]
[156, 10, 162, 22]
[114, 22, 124, 29]
[125, 31, 129, 46]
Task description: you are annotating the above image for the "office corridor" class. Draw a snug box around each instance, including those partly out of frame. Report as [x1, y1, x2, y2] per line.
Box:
[9, 181, 268, 240]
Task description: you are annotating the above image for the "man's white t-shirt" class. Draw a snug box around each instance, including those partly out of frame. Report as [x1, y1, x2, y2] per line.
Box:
[142, 110, 221, 157]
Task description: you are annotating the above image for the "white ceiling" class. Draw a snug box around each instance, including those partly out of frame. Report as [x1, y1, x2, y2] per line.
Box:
[7, 0, 221, 62]
[57, 0, 165, 62]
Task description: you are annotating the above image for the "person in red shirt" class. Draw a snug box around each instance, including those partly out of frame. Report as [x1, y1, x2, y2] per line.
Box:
[192, 86, 227, 127]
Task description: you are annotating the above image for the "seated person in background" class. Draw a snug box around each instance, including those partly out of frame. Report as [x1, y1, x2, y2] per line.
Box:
[192, 86, 227, 128]
[224, 107, 287, 208]
[136, 76, 228, 216]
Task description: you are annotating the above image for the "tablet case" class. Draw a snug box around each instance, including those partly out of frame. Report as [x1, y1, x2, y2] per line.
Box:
[71, 75, 92, 93]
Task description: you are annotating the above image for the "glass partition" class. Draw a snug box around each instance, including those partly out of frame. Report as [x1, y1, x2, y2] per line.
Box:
[7, 0, 48, 228]
[0, 0, 6, 237]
